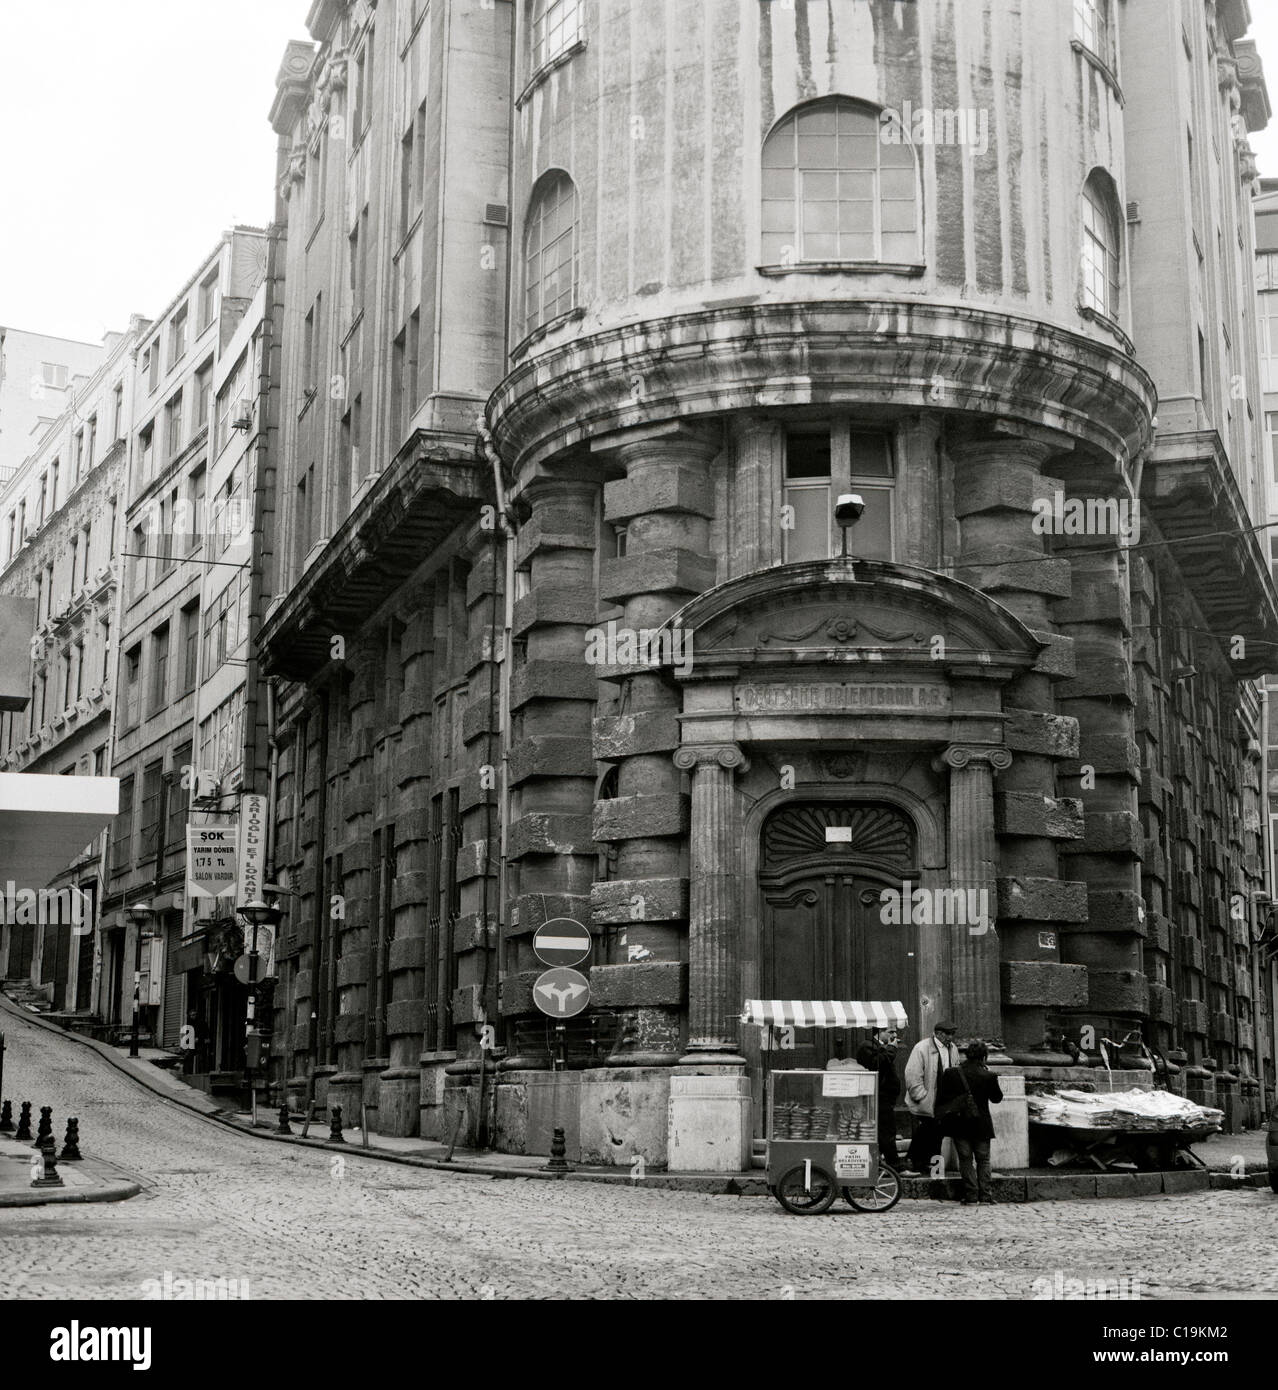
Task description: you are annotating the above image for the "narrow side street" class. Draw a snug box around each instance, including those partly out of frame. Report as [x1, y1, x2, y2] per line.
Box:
[0, 1012, 1273, 1301]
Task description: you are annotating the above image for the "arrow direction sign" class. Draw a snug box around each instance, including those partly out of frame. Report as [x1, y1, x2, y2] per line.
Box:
[533, 967, 591, 1019]
[532, 918, 592, 968]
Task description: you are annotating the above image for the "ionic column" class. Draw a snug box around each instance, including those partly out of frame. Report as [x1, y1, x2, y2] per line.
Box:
[934, 745, 1011, 1044]
[673, 743, 749, 1063]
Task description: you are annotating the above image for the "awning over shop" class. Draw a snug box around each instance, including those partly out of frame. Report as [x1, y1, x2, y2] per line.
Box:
[0, 772, 118, 890]
[743, 1000, 909, 1029]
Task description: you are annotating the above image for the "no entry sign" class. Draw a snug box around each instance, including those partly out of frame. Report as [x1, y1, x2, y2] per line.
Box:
[533, 967, 591, 1019]
[533, 918, 592, 968]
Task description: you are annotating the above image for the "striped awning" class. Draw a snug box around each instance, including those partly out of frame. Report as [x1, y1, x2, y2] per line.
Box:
[743, 1000, 908, 1029]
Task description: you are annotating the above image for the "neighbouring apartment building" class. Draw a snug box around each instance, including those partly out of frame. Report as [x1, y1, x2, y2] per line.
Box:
[254, 0, 1278, 1169]
[0, 327, 105, 488]
[0, 321, 144, 1010]
[99, 228, 273, 1057]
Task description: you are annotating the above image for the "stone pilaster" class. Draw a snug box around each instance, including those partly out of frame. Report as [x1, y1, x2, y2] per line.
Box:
[932, 744, 1011, 1044]
[672, 743, 749, 1062]
[949, 431, 1087, 1058]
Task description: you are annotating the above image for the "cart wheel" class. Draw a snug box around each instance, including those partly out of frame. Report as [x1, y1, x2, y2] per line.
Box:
[774, 1163, 838, 1215]
[844, 1164, 901, 1213]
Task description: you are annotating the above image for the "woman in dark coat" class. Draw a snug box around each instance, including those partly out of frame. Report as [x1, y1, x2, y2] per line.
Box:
[935, 1040, 1003, 1204]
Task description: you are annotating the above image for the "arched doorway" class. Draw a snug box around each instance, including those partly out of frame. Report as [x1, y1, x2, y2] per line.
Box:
[758, 801, 919, 1068]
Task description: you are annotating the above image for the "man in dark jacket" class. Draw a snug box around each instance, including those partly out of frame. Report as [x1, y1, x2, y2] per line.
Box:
[935, 1040, 1003, 1204]
[856, 1029, 902, 1168]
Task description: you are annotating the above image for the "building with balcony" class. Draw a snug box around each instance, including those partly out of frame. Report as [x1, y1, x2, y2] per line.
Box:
[256, 0, 1278, 1167]
[0, 322, 142, 1010]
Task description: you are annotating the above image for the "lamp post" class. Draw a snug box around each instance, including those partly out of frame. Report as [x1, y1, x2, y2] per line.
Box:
[125, 901, 154, 1058]
[237, 898, 282, 1113]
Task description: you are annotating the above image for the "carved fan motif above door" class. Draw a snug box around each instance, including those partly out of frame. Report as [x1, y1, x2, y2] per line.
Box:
[761, 801, 915, 874]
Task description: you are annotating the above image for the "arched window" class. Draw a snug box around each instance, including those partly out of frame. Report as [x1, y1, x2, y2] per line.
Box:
[531, 0, 582, 73]
[1081, 172, 1121, 318]
[761, 98, 919, 266]
[523, 170, 579, 334]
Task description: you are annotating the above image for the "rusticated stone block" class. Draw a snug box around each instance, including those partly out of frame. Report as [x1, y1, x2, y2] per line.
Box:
[451, 983, 486, 1024]
[1062, 733, 1142, 778]
[499, 970, 547, 1015]
[1004, 708, 1079, 759]
[591, 877, 689, 924]
[995, 792, 1084, 840]
[1179, 934, 1205, 972]
[952, 466, 1062, 517]
[593, 793, 689, 842]
[512, 585, 598, 635]
[962, 557, 1073, 599]
[589, 961, 686, 1008]
[456, 837, 498, 881]
[335, 1014, 367, 1044]
[1056, 654, 1134, 702]
[1055, 578, 1131, 628]
[593, 711, 681, 760]
[513, 511, 596, 566]
[462, 697, 497, 744]
[1180, 999, 1208, 1034]
[509, 735, 595, 783]
[1084, 890, 1147, 935]
[1147, 983, 1175, 1023]
[1085, 969, 1149, 1013]
[997, 877, 1088, 922]
[336, 951, 369, 987]
[1210, 1012, 1236, 1045]
[510, 661, 598, 707]
[453, 912, 498, 951]
[294, 969, 313, 1000]
[388, 937, 428, 972]
[292, 1022, 312, 1051]
[604, 469, 714, 523]
[465, 563, 504, 606]
[1030, 631, 1076, 678]
[386, 1000, 427, 1036]
[1146, 912, 1173, 953]
[1001, 960, 1088, 1007]
[508, 813, 595, 859]
[510, 893, 591, 935]
[598, 550, 716, 602]
[1067, 811, 1142, 857]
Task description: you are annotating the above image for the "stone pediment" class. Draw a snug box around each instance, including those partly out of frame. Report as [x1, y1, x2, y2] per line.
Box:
[668, 558, 1041, 680]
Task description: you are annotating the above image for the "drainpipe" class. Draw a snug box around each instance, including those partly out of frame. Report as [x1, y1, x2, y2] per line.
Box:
[1260, 682, 1275, 1105]
[264, 677, 280, 884]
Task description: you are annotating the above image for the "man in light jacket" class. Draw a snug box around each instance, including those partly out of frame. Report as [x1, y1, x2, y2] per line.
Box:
[903, 1021, 960, 1174]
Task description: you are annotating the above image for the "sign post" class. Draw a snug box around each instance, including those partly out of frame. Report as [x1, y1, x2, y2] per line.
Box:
[532, 919, 592, 1174]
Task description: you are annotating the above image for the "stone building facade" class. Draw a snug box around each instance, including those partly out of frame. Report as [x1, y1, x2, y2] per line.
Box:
[0, 322, 143, 1010]
[258, 0, 1278, 1166]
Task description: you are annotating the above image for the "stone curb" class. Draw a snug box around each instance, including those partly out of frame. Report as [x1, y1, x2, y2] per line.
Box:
[0, 1180, 143, 1209]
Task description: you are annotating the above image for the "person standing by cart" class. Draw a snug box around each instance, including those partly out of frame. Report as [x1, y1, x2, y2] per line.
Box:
[903, 1022, 960, 1174]
[857, 1029, 902, 1168]
[936, 1040, 1003, 1204]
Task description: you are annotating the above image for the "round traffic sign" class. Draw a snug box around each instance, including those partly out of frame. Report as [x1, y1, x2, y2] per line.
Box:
[233, 953, 255, 986]
[532, 967, 591, 1019]
[533, 918, 592, 968]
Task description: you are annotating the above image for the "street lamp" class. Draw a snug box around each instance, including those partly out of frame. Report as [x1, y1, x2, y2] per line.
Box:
[125, 901, 155, 1058]
[236, 899, 282, 1112]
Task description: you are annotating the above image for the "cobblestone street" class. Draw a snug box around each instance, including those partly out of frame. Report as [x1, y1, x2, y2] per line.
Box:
[0, 1011, 1272, 1301]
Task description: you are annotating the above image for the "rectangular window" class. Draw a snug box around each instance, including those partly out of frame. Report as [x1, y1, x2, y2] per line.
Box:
[198, 272, 219, 332]
[146, 342, 160, 393]
[165, 390, 184, 457]
[108, 497, 117, 557]
[169, 304, 188, 368]
[782, 425, 895, 563]
[194, 360, 214, 429]
[168, 742, 191, 846]
[81, 522, 92, 585]
[87, 414, 97, 469]
[41, 361, 68, 389]
[74, 638, 84, 701]
[74, 430, 85, 482]
[532, 0, 582, 73]
[113, 384, 124, 439]
[188, 463, 206, 552]
[123, 644, 142, 728]
[149, 623, 170, 715]
[111, 775, 135, 873]
[180, 599, 200, 690]
[783, 430, 833, 563]
[295, 466, 314, 570]
[139, 760, 163, 863]
[100, 616, 110, 683]
[139, 421, 154, 478]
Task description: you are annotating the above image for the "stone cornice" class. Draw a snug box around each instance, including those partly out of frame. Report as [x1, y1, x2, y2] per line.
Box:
[486, 300, 1157, 478]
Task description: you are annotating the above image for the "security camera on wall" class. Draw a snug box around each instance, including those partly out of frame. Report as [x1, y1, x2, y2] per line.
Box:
[834, 494, 866, 526]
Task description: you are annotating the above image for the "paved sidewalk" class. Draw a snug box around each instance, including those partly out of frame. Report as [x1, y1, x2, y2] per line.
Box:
[0, 1135, 142, 1207]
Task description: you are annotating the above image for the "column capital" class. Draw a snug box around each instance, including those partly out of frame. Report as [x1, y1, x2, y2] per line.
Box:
[674, 743, 749, 774]
[933, 745, 1013, 774]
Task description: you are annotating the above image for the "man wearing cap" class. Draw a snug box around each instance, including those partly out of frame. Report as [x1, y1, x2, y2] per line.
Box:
[903, 1021, 960, 1174]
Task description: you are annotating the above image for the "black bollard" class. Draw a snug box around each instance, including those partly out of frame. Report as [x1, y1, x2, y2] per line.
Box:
[15, 1102, 32, 1141]
[0, 1099, 12, 1133]
[328, 1105, 346, 1143]
[31, 1136, 63, 1189]
[540, 1125, 571, 1174]
[32, 1106, 53, 1150]
[60, 1118, 82, 1161]
[276, 1106, 292, 1136]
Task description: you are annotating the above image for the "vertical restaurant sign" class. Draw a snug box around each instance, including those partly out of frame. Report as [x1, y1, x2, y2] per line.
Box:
[237, 793, 268, 906]
[187, 824, 237, 899]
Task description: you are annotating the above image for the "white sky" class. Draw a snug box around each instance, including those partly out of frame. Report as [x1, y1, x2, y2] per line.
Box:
[4, 1, 1278, 346]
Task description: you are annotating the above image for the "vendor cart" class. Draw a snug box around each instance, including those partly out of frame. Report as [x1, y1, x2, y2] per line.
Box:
[744, 1000, 906, 1216]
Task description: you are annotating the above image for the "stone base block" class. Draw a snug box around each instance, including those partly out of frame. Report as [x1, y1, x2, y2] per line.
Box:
[525, 1072, 582, 1161]
[418, 1056, 452, 1141]
[667, 1070, 751, 1173]
[378, 1067, 421, 1137]
[442, 1075, 483, 1152]
[493, 1072, 532, 1154]
[327, 1074, 363, 1129]
[988, 1072, 1028, 1169]
[578, 1068, 672, 1168]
